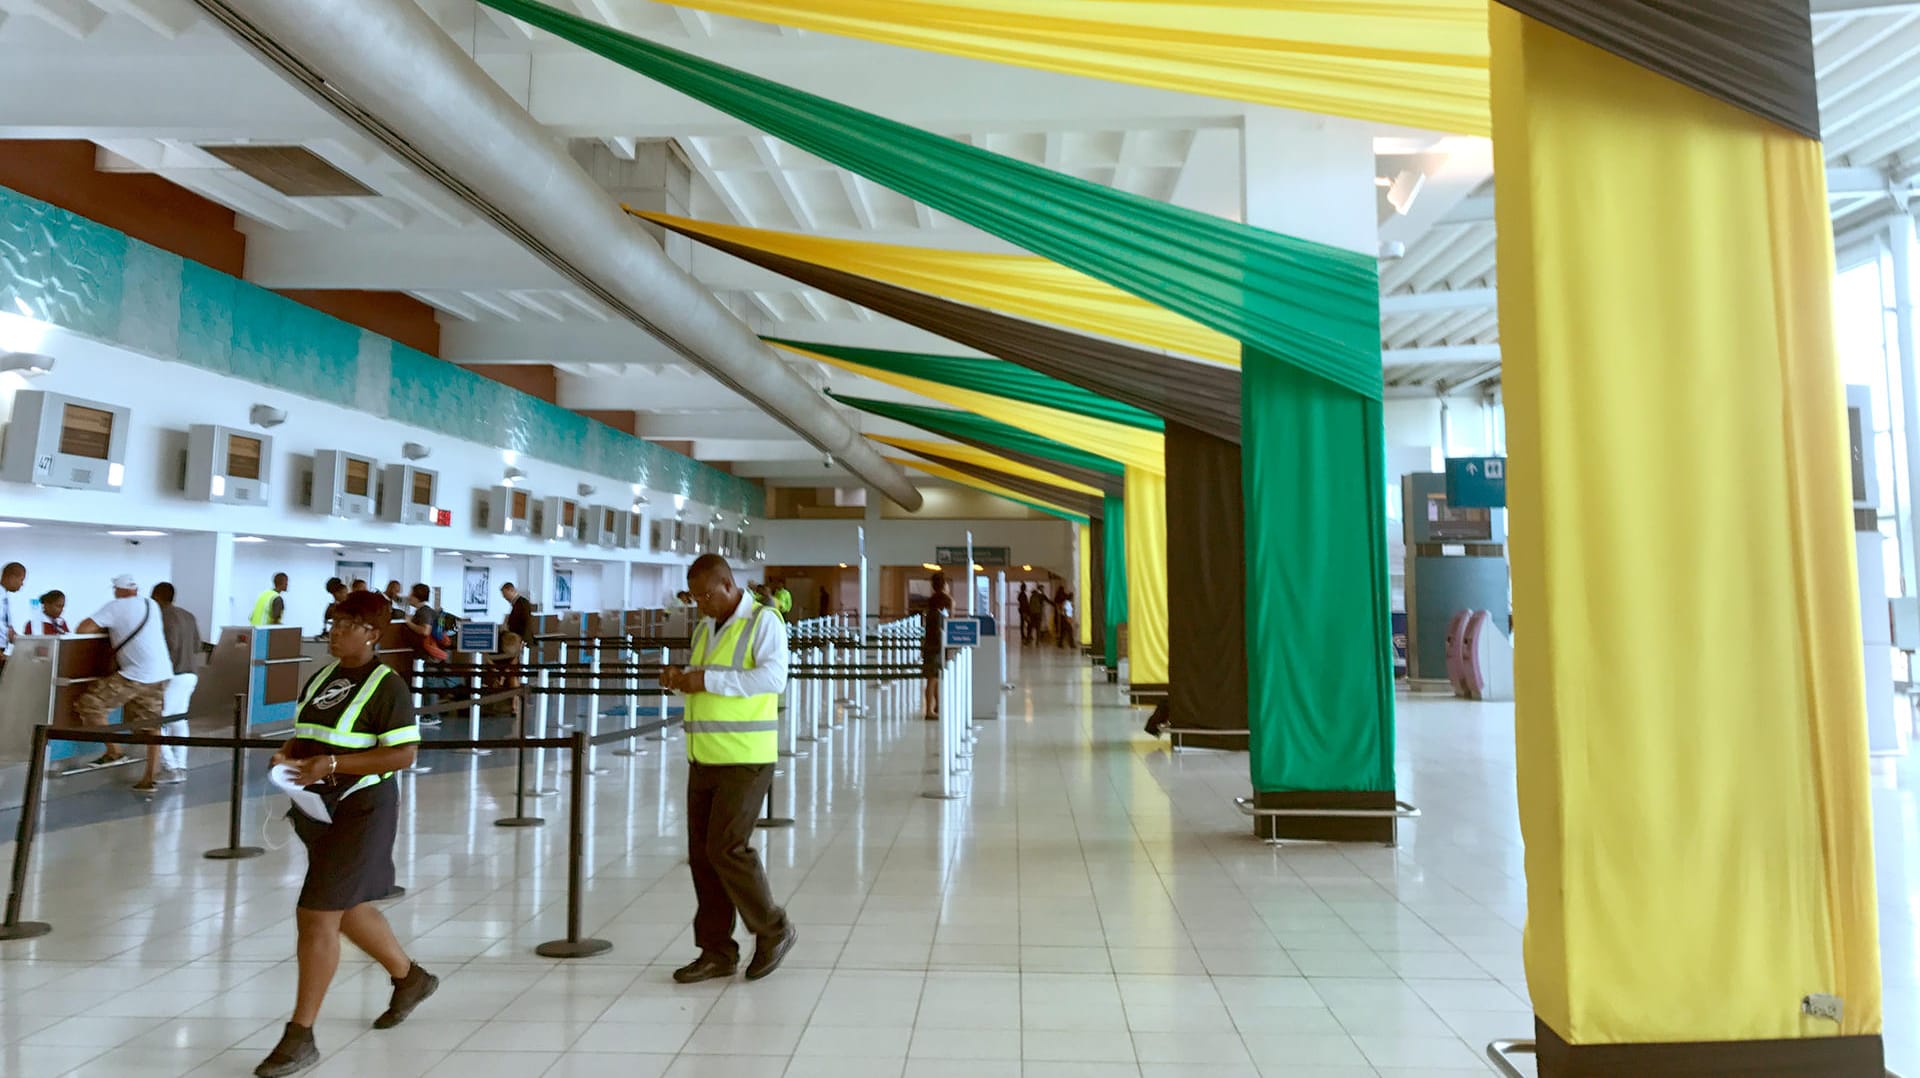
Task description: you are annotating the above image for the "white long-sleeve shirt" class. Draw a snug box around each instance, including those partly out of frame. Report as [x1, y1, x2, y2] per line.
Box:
[696, 590, 789, 699]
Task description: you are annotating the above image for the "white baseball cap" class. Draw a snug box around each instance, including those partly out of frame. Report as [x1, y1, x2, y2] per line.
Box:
[112, 573, 138, 589]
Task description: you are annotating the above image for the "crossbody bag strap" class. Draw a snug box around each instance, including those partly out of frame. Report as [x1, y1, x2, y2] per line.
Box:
[112, 600, 153, 658]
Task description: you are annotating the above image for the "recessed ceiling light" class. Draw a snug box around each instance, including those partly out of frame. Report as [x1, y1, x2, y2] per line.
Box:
[374, 547, 392, 553]
[305, 542, 344, 549]
[234, 536, 268, 543]
[0, 521, 30, 529]
[439, 550, 464, 557]
[108, 530, 166, 538]
[487, 553, 510, 559]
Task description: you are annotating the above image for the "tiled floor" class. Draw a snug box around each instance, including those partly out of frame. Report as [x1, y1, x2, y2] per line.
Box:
[1, 650, 1914, 1077]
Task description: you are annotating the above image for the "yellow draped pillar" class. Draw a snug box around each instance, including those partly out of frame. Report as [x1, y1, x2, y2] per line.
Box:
[1492, 8, 1881, 1067]
[1123, 468, 1169, 688]
[1077, 522, 1093, 648]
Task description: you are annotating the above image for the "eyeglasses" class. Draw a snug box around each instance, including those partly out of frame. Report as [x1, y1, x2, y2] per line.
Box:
[329, 619, 380, 635]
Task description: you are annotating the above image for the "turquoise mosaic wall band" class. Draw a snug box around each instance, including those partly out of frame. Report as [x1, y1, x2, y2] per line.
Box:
[0, 185, 762, 516]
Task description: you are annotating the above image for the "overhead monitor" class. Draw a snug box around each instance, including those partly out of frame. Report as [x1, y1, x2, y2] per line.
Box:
[380, 463, 448, 526]
[540, 496, 584, 542]
[186, 424, 272, 505]
[1424, 493, 1492, 543]
[588, 505, 624, 548]
[482, 485, 532, 535]
[1, 390, 131, 492]
[310, 450, 379, 519]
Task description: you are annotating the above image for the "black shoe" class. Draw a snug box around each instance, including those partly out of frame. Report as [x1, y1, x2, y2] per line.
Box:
[673, 952, 739, 984]
[745, 925, 797, 981]
[254, 1022, 318, 1077]
[372, 963, 438, 1029]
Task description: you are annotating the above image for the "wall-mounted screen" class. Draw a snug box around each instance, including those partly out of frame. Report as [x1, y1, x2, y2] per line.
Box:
[382, 463, 445, 526]
[186, 424, 272, 505]
[310, 450, 378, 519]
[482, 485, 532, 535]
[1, 390, 131, 492]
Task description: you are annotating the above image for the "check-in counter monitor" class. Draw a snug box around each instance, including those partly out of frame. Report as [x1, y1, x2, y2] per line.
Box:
[186, 424, 272, 505]
[480, 485, 533, 535]
[381, 463, 448, 526]
[1, 390, 129, 492]
[310, 449, 379, 519]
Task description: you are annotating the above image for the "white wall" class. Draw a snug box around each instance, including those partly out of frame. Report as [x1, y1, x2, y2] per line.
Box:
[761, 517, 1074, 574]
[0, 323, 748, 632]
[0, 529, 174, 627]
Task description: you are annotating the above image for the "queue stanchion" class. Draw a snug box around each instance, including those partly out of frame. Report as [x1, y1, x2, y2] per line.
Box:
[461, 667, 492, 757]
[923, 655, 960, 800]
[526, 667, 557, 797]
[0, 724, 54, 941]
[404, 657, 433, 775]
[495, 691, 544, 828]
[205, 694, 265, 861]
[780, 675, 808, 759]
[648, 646, 671, 742]
[612, 641, 648, 758]
[535, 729, 612, 959]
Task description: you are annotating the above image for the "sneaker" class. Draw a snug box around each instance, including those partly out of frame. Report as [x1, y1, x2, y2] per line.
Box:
[253, 1022, 318, 1077]
[745, 924, 797, 981]
[86, 752, 128, 769]
[372, 962, 438, 1029]
[131, 779, 157, 793]
[671, 952, 738, 984]
[157, 768, 188, 785]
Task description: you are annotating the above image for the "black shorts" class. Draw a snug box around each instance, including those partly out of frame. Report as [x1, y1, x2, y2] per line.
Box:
[290, 779, 399, 911]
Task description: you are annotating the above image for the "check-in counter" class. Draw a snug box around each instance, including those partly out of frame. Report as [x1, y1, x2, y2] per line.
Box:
[0, 633, 116, 766]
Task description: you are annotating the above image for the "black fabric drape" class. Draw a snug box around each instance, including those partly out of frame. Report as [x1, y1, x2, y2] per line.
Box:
[654, 218, 1244, 441]
[900, 448, 1106, 521]
[1166, 423, 1248, 751]
[1496, 1, 1819, 140]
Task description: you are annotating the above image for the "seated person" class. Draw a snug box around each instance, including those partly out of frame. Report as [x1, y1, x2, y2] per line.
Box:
[23, 590, 69, 635]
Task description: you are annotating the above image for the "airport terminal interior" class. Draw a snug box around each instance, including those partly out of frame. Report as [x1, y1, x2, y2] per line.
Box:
[0, 1, 1918, 1076]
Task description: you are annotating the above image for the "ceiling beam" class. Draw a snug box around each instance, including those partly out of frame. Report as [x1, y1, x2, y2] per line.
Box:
[1811, 0, 1920, 18]
[1383, 345, 1500, 368]
[1379, 287, 1498, 315]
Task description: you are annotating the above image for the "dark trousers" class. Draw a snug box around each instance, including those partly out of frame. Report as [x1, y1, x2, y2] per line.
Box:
[687, 761, 787, 960]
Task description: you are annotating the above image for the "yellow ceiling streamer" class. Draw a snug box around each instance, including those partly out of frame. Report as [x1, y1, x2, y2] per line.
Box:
[870, 435, 1106, 497]
[886, 456, 1087, 520]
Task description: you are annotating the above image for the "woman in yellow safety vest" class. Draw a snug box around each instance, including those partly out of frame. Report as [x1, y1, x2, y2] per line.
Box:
[253, 590, 436, 1078]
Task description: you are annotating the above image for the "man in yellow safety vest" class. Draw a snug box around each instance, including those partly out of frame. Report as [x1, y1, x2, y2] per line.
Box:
[660, 553, 797, 984]
[251, 573, 288, 627]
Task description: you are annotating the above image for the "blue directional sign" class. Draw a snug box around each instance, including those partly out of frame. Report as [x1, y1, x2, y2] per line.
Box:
[1446, 457, 1507, 510]
[944, 617, 981, 648]
[457, 621, 501, 654]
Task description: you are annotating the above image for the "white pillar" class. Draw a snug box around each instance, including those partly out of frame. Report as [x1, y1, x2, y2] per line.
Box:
[1889, 212, 1920, 593]
[526, 552, 554, 611]
[171, 531, 235, 631]
[399, 545, 436, 595]
[1242, 108, 1378, 254]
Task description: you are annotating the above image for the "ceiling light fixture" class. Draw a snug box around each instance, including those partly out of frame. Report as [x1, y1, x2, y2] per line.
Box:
[249, 403, 288, 428]
[108, 529, 166, 538]
[234, 536, 268, 543]
[0, 521, 30, 529]
[305, 541, 344, 549]
[402, 442, 431, 460]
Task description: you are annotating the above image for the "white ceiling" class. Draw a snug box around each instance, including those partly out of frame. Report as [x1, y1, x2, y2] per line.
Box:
[1, 0, 1917, 485]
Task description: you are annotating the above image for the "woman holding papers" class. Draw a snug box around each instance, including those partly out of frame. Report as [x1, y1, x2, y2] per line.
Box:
[255, 590, 437, 1078]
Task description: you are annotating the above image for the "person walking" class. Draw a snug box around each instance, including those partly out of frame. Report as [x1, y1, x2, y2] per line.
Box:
[251, 573, 289, 627]
[922, 571, 955, 720]
[71, 573, 171, 768]
[253, 589, 437, 1077]
[136, 582, 203, 792]
[770, 578, 793, 620]
[660, 553, 797, 985]
[1016, 583, 1032, 645]
[499, 582, 535, 641]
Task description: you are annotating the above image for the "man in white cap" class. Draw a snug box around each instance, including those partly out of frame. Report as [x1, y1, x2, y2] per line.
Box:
[71, 573, 172, 768]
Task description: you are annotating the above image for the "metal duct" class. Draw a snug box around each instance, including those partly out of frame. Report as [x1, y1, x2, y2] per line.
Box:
[189, 0, 922, 510]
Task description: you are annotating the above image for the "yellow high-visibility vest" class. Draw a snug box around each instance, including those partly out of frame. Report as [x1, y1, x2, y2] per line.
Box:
[295, 661, 420, 797]
[685, 598, 781, 765]
[773, 588, 792, 615]
[249, 589, 282, 627]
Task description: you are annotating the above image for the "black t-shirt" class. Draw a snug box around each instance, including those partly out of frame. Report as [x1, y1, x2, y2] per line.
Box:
[923, 592, 954, 655]
[291, 659, 415, 803]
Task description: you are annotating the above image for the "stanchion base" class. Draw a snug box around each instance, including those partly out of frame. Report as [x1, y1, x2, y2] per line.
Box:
[921, 792, 963, 801]
[779, 750, 811, 759]
[797, 735, 821, 743]
[404, 765, 434, 774]
[494, 816, 546, 828]
[523, 787, 559, 798]
[203, 846, 265, 860]
[754, 817, 795, 829]
[0, 921, 52, 941]
[458, 749, 495, 757]
[611, 747, 649, 757]
[418, 717, 443, 728]
[535, 937, 612, 959]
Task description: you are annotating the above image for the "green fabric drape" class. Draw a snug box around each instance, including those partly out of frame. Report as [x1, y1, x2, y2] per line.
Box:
[1244, 348, 1396, 792]
[829, 393, 1124, 478]
[768, 338, 1163, 432]
[1103, 493, 1128, 669]
[479, 0, 1382, 401]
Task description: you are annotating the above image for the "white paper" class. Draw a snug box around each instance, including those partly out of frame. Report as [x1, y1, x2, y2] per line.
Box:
[270, 764, 331, 824]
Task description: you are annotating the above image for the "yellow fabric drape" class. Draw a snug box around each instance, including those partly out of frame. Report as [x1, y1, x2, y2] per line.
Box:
[871, 435, 1105, 497]
[652, 0, 1490, 136]
[1123, 468, 1168, 687]
[782, 344, 1167, 475]
[640, 211, 1239, 366]
[884, 456, 1085, 521]
[1493, 9, 1880, 1047]
[1077, 523, 1092, 648]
